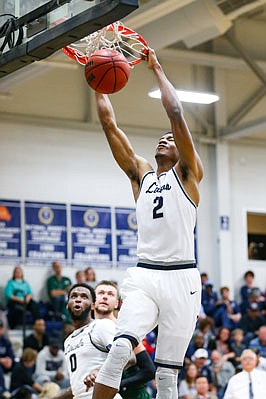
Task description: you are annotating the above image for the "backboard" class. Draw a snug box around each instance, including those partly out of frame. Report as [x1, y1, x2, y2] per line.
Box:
[0, 0, 139, 78]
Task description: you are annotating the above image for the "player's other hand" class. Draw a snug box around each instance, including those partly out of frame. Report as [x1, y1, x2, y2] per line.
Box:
[55, 370, 64, 381]
[84, 369, 99, 391]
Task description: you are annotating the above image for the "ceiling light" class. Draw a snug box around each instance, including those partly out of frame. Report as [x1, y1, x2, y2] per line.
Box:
[148, 89, 219, 104]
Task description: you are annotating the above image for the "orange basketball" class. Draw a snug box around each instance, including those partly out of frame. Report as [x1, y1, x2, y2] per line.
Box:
[84, 49, 130, 94]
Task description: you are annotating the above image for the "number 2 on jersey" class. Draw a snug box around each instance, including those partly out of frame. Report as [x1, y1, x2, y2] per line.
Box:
[153, 196, 164, 219]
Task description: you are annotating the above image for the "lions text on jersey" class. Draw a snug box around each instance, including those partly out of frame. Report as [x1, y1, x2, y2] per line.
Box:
[136, 168, 197, 265]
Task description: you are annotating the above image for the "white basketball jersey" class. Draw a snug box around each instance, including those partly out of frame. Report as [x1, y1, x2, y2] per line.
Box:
[136, 168, 197, 264]
[64, 319, 116, 399]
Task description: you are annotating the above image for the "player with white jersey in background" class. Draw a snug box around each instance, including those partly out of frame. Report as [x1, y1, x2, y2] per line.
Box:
[52, 281, 154, 399]
[52, 283, 119, 399]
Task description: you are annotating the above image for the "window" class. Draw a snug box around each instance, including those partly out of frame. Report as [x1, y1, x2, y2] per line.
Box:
[247, 212, 266, 261]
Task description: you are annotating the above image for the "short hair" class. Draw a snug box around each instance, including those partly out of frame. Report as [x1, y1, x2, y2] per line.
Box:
[95, 280, 119, 298]
[75, 270, 84, 277]
[159, 131, 172, 138]
[21, 348, 37, 363]
[231, 328, 244, 337]
[68, 283, 95, 302]
[241, 349, 256, 361]
[220, 286, 229, 294]
[244, 270, 254, 279]
[195, 375, 208, 383]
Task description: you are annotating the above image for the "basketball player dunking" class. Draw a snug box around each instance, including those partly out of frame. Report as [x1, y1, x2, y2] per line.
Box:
[92, 48, 204, 399]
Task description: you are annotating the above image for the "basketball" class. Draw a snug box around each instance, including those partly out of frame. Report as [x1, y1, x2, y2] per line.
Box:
[84, 49, 130, 94]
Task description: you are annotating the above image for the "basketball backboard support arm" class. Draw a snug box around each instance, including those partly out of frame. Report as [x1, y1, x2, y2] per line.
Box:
[0, 0, 139, 79]
[0, 0, 71, 37]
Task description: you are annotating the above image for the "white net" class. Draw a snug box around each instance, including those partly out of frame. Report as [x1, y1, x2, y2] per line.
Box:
[63, 21, 148, 66]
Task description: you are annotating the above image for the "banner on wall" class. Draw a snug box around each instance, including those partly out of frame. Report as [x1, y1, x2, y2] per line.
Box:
[25, 201, 67, 265]
[71, 205, 112, 267]
[0, 199, 21, 263]
[115, 207, 138, 268]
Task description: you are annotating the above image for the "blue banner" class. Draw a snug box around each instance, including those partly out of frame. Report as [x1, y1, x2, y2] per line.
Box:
[25, 201, 67, 264]
[115, 207, 138, 268]
[71, 205, 112, 267]
[0, 199, 21, 263]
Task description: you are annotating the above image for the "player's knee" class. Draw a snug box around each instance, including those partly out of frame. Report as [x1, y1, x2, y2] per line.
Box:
[155, 367, 178, 399]
[96, 338, 132, 389]
[111, 337, 132, 360]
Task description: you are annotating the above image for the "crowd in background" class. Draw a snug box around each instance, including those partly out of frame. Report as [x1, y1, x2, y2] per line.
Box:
[0, 264, 265, 399]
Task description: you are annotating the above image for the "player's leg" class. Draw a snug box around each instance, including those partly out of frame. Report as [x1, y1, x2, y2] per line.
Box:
[155, 268, 201, 399]
[92, 336, 133, 399]
[155, 366, 179, 399]
[93, 268, 159, 399]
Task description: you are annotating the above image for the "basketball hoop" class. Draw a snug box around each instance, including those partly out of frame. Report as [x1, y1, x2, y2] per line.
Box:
[62, 21, 148, 67]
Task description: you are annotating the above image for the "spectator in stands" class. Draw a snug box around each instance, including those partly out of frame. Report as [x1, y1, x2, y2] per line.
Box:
[230, 329, 246, 367]
[178, 363, 198, 399]
[0, 319, 14, 377]
[35, 337, 69, 389]
[192, 349, 213, 385]
[142, 330, 157, 361]
[196, 317, 216, 351]
[192, 376, 217, 399]
[200, 273, 209, 288]
[247, 287, 265, 312]
[186, 332, 207, 361]
[84, 266, 97, 287]
[10, 348, 43, 397]
[249, 325, 266, 358]
[0, 302, 9, 338]
[4, 265, 40, 329]
[46, 261, 72, 320]
[239, 302, 265, 344]
[213, 327, 234, 363]
[0, 365, 8, 398]
[201, 282, 218, 317]
[75, 270, 86, 284]
[252, 348, 266, 372]
[239, 270, 263, 314]
[214, 287, 241, 330]
[38, 381, 60, 399]
[223, 349, 266, 398]
[209, 350, 235, 399]
[23, 318, 49, 352]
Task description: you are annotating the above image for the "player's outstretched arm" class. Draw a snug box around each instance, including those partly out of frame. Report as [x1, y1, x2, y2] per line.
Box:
[95, 93, 152, 199]
[146, 49, 203, 185]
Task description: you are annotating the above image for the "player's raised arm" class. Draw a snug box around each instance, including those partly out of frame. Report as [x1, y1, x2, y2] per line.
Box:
[95, 93, 152, 199]
[146, 49, 203, 186]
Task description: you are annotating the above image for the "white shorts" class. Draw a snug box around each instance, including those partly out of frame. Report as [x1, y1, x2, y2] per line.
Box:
[115, 265, 201, 368]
